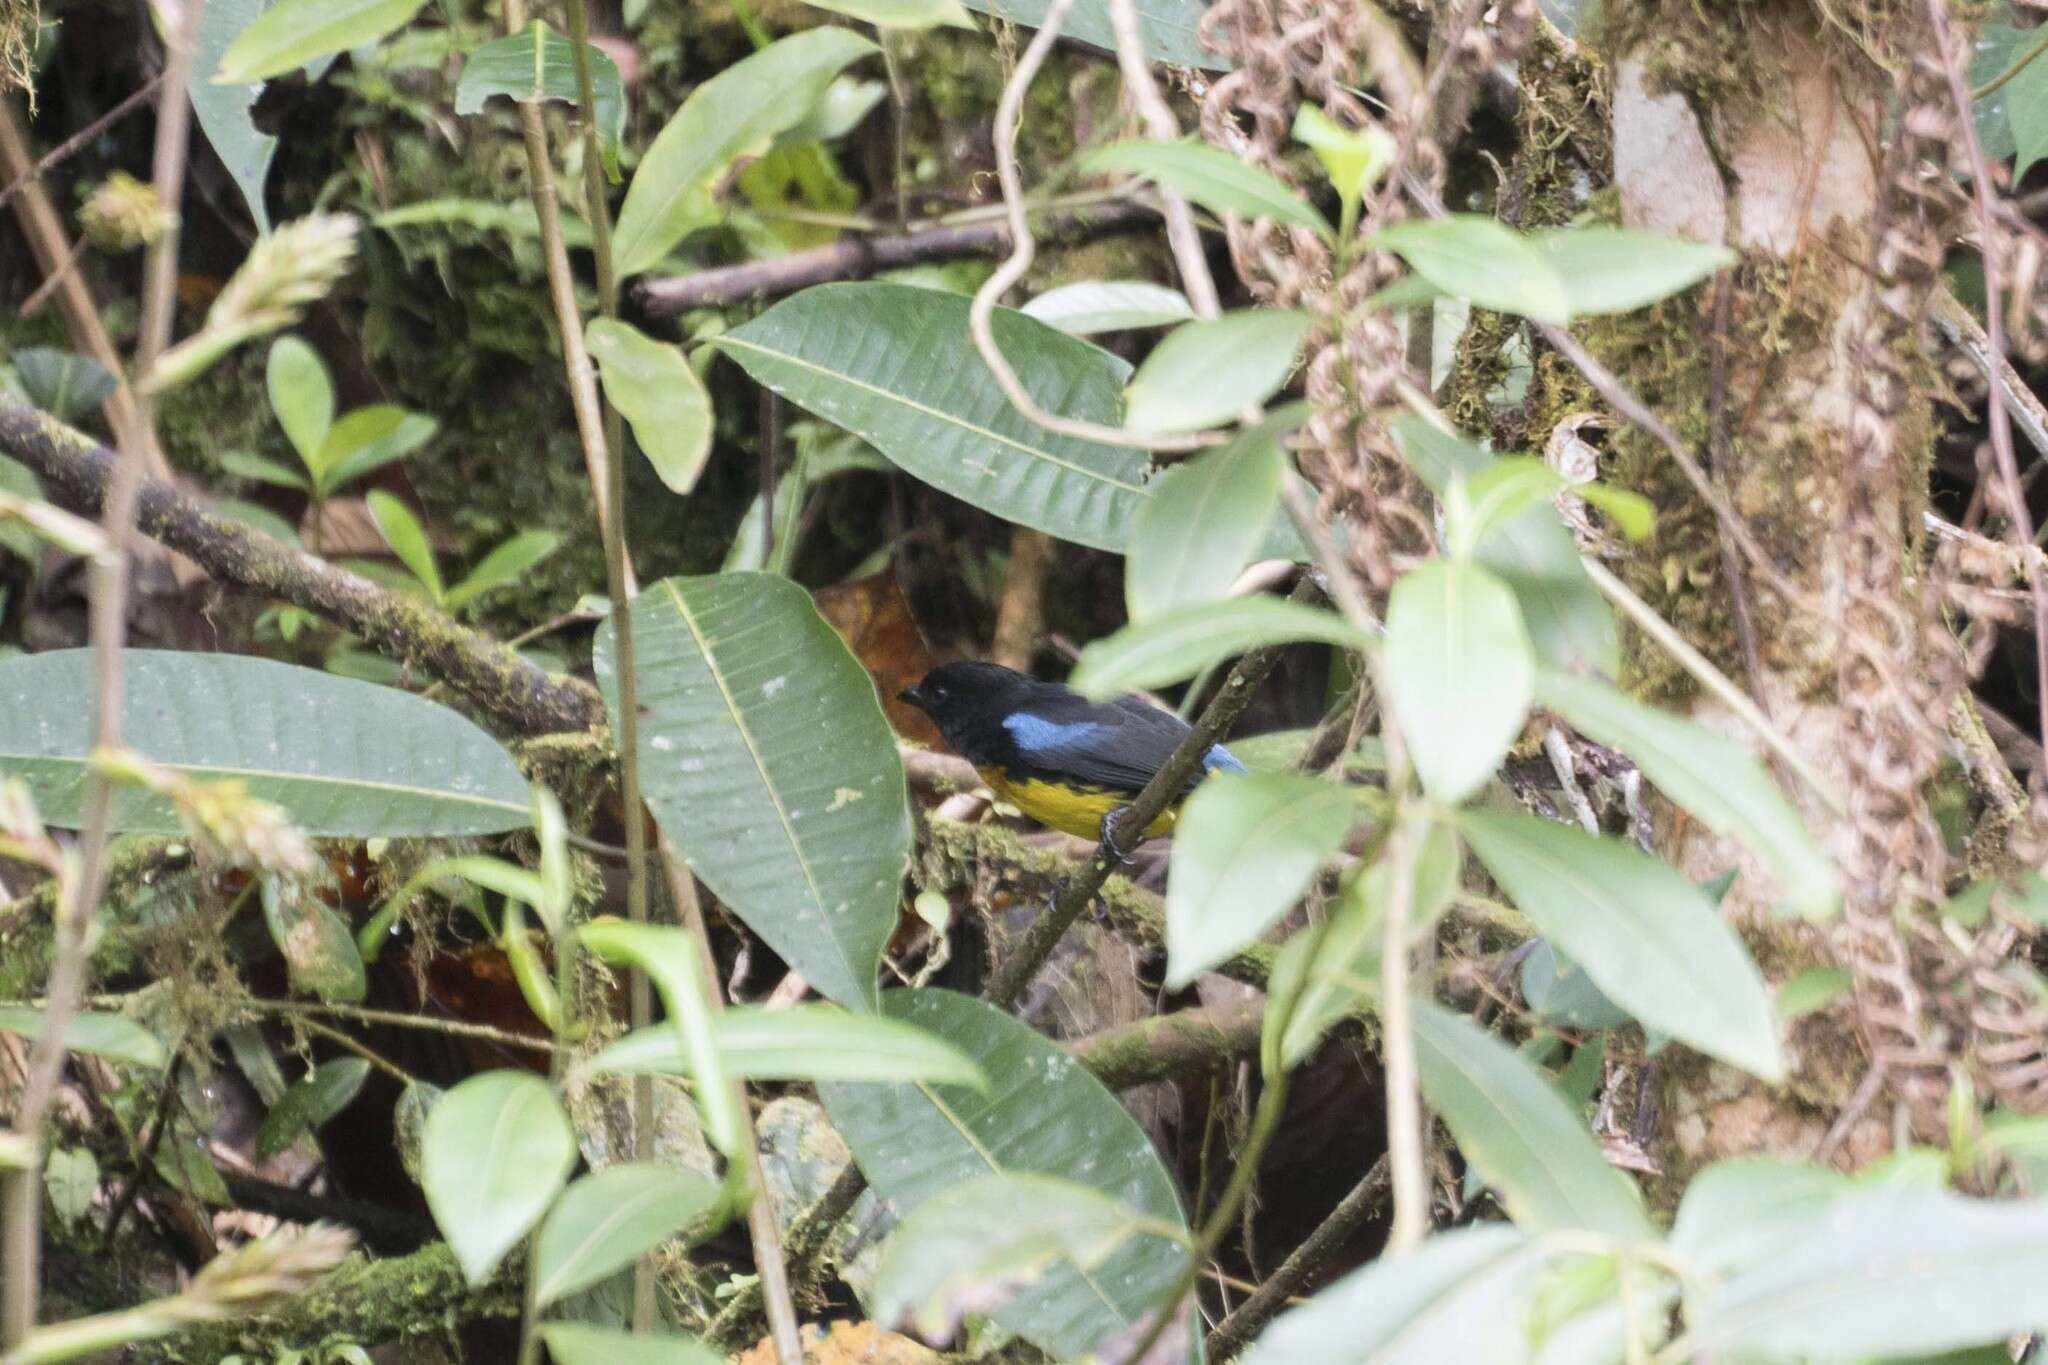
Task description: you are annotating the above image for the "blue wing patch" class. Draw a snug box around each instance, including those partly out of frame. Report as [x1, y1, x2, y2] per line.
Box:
[1003, 712, 1108, 760]
[1203, 743, 1246, 774]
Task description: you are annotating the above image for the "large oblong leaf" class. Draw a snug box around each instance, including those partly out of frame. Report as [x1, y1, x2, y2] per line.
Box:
[193, 0, 278, 231]
[1535, 670, 1839, 918]
[1460, 810, 1785, 1080]
[612, 30, 879, 275]
[819, 989, 1199, 1363]
[585, 318, 714, 494]
[958, 0, 1228, 71]
[1372, 216, 1569, 324]
[1165, 771, 1358, 988]
[1069, 597, 1376, 697]
[1413, 1002, 1651, 1239]
[0, 1007, 167, 1068]
[533, 1163, 719, 1307]
[216, 0, 427, 83]
[421, 1070, 578, 1285]
[595, 574, 909, 1011]
[1123, 310, 1311, 435]
[0, 650, 530, 836]
[585, 1003, 986, 1088]
[713, 282, 1149, 552]
[1384, 559, 1534, 803]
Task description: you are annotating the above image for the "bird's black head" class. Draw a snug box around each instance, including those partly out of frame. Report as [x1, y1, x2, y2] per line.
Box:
[899, 661, 1036, 757]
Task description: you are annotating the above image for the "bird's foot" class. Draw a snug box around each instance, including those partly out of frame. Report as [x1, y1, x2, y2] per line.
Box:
[1097, 805, 1140, 866]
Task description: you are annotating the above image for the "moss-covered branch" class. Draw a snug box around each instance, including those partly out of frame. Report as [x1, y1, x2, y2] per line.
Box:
[1065, 998, 1264, 1088]
[0, 396, 604, 739]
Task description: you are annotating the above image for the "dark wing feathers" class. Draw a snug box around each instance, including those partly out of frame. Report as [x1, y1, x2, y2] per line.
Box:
[1001, 694, 1213, 792]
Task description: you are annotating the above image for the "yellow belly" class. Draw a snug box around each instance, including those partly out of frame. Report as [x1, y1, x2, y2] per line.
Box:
[979, 768, 1178, 840]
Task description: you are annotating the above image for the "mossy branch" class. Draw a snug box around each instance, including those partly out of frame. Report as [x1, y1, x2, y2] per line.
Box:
[0, 396, 605, 739]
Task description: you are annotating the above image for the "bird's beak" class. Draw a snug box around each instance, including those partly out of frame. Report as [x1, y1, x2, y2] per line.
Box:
[898, 684, 926, 707]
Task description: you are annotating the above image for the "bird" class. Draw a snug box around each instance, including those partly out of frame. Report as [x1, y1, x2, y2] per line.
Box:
[898, 660, 1246, 847]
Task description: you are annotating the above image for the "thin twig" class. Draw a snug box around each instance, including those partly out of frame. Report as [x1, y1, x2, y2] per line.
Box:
[0, 75, 165, 211]
[2, 5, 201, 1346]
[237, 997, 560, 1054]
[1931, 287, 2048, 462]
[1929, 0, 2048, 751]
[1378, 809, 1428, 1255]
[1207, 1154, 1391, 1360]
[1102, 0, 1221, 317]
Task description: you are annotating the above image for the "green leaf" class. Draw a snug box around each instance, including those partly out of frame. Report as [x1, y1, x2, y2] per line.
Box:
[1413, 1002, 1651, 1238]
[11, 349, 116, 424]
[713, 282, 1148, 551]
[587, 1004, 987, 1088]
[1696, 1187, 2048, 1358]
[192, 0, 277, 230]
[1534, 669, 1839, 918]
[2009, 42, 2048, 180]
[1973, 23, 2028, 165]
[453, 21, 626, 179]
[316, 407, 437, 495]
[1165, 772, 1357, 988]
[1519, 940, 1630, 1031]
[216, 0, 428, 83]
[1529, 227, 1733, 317]
[266, 336, 332, 467]
[1670, 1158, 1852, 1277]
[533, 1163, 720, 1307]
[1123, 310, 1310, 434]
[1575, 482, 1657, 540]
[797, 0, 975, 28]
[955, 0, 1227, 70]
[596, 574, 908, 1011]
[1775, 966, 1852, 1019]
[585, 318, 715, 495]
[444, 530, 562, 613]
[538, 1326, 720, 1365]
[0, 1007, 167, 1068]
[1069, 597, 1375, 698]
[219, 450, 311, 492]
[254, 1057, 371, 1160]
[779, 75, 889, 143]
[1127, 419, 1285, 620]
[1291, 104, 1394, 206]
[0, 650, 532, 836]
[818, 989, 1195, 1362]
[1460, 810, 1785, 1080]
[262, 879, 367, 1004]
[1245, 1224, 1548, 1363]
[1385, 559, 1534, 803]
[420, 1070, 578, 1285]
[365, 490, 445, 603]
[1021, 280, 1195, 334]
[1085, 140, 1329, 236]
[612, 29, 879, 275]
[1445, 457, 1564, 558]
[1388, 418, 1618, 678]
[875, 1173, 1153, 1342]
[44, 1147, 98, 1229]
[1373, 216, 1570, 324]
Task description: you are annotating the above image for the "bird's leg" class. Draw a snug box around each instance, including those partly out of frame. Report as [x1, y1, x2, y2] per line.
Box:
[1097, 804, 1140, 865]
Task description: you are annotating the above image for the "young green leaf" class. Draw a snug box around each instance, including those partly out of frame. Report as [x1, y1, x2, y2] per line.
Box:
[594, 574, 910, 1011]
[1021, 279, 1195, 335]
[1373, 215, 1570, 324]
[1534, 669, 1839, 918]
[11, 348, 116, 424]
[1069, 597, 1376, 698]
[874, 1173, 1154, 1342]
[539, 1326, 720, 1365]
[795, 0, 975, 29]
[584, 318, 715, 495]
[1085, 140, 1331, 237]
[453, 21, 626, 179]
[818, 989, 1194, 1362]
[1445, 457, 1566, 558]
[219, 450, 312, 492]
[44, 1148, 98, 1230]
[1529, 227, 1733, 317]
[1414, 1002, 1652, 1238]
[612, 29, 879, 275]
[1122, 309, 1310, 435]
[1127, 418, 1286, 620]
[0, 650, 532, 836]
[216, 0, 428, 84]
[577, 920, 742, 1155]
[1245, 1224, 1548, 1363]
[254, 1057, 372, 1160]
[420, 1069, 577, 1284]
[713, 283, 1147, 551]
[316, 407, 437, 495]
[1695, 1187, 2048, 1359]
[444, 531, 562, 613]
[0, 1007, 167, 1069]
[586, 1003, 987, 1088]
[533, 1163, 720, 1307]
[1291, 104, 1394, 207]
[262, 878, 367, 1004]
[266, 336, 333, 467]
[1165, 771, 1358, 988]
[1460, 810, 1785, 1080]
[1384, 559, 1535, 803]
[364, 490, 445, 604]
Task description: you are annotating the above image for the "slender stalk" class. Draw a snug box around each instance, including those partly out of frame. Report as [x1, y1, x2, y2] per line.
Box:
[1376, 806, 1428, 1254]
[2, 7, 200, 1344]
[560, 0, 658, 1330]
[516, 910, 580, 1365]
[1207, 1155, 1390, 1360]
